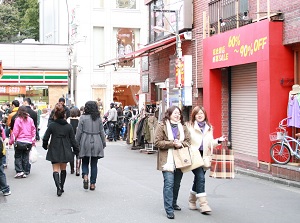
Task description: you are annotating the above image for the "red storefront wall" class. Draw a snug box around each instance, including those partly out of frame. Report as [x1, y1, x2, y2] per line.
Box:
[203, 20, 294, 162]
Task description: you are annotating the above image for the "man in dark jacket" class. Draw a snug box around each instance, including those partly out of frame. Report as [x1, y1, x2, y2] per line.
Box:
[48, 98, 70, 127]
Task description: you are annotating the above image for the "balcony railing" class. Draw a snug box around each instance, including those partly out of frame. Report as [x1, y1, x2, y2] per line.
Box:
[209, 0, 250, 33]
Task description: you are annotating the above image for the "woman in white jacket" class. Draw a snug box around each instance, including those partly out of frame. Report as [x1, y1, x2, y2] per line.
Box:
[186, 106, 226, 213]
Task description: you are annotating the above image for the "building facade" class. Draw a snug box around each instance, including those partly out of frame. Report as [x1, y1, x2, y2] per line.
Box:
[40, 0, 148, 112]
[138, 0, 300, 177]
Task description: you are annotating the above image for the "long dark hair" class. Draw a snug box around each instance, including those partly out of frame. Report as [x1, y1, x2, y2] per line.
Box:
[17, 106, 29, 119]
[190, 106, 211, 128]
[84, 101, 100, 121]
[162, 105, 184, 125]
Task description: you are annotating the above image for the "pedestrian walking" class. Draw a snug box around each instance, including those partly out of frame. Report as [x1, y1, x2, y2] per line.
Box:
[38, 108, 49, 140]
[186, 106, 226, 213]
[75, 101, 106, 191]
[0, 125, 10, 196]
[42, 104, 79, 197]
[107, 102, 117, 141]
[48, 97, 70, 126]
[154, 105, 191, 219]
[67, 107, 81, 176]
[10, 106, 36, 179]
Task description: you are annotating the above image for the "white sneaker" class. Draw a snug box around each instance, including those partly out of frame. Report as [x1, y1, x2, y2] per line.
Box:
[14, 172, 24, 178]
[3, 191, 11, 196]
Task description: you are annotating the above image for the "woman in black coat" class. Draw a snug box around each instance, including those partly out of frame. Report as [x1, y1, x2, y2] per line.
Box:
[43, 103, 79, 197]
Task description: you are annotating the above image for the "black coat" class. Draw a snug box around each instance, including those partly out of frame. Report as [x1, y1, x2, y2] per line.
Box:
[43, 119, 79, 163]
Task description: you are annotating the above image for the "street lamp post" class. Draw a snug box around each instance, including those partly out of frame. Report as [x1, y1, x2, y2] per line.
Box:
[153, 8, 183, 109]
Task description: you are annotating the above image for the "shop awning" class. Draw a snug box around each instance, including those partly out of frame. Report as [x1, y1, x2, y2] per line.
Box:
[97, 34, 184, 67]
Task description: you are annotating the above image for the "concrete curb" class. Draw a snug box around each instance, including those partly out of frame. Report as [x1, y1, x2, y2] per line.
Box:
[235, 167, 300, 189]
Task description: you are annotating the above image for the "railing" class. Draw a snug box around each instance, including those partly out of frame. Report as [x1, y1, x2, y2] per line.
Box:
[209, 0, 250, 33]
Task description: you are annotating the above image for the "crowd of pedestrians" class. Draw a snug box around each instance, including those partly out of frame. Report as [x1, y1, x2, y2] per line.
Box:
[1, 97, 227, 220]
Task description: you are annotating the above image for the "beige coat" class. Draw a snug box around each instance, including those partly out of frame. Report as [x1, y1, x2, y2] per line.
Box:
[186, 121, 219, 169]
[154, 122, 191, 171]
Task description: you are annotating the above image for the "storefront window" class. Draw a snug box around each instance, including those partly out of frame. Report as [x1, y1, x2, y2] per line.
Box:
[116, 0, 136, 9]
[0, 86, 49, 108]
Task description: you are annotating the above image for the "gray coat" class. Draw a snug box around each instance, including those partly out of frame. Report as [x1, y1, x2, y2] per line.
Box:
[75, 115, 106, 159]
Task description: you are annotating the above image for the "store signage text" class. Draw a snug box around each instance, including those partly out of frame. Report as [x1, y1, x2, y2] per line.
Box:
[0, 86, 26, 94]
[212, 35, 268, 63]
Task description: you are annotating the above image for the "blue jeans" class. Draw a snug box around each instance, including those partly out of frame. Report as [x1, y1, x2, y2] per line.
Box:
[0, 157, 10, 193]
[162, 169, 183, 215]
[191, 166, 206, 193]
[81, 156, 99, 184]
[14, 149, 30, 174]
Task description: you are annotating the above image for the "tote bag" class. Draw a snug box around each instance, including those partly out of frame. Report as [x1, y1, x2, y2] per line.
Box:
[180, 148, 203, 173]
[210, 141, 235, 179]
[173, 146, 192, 168]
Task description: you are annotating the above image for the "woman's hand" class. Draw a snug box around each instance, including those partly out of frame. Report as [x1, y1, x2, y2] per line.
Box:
[218, 136, 227, 142]
[173, 139, 183, 149]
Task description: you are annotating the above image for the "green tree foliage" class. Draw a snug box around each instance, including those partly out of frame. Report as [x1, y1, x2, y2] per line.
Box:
[0, 0, 39, 43]
[0, 4, 20, 42]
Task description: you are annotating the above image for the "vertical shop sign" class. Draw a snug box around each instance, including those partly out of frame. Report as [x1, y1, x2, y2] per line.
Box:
[175, 58, 184, 88]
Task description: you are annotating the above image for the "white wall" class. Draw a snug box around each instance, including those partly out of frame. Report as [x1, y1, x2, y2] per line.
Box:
[0, 44, 69, 69]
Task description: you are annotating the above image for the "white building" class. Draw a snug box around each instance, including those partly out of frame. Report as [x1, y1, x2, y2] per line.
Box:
[39, 0, 148, 112]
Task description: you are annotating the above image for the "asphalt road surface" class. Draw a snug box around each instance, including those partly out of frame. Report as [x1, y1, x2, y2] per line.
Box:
[1, 140, 300, 223]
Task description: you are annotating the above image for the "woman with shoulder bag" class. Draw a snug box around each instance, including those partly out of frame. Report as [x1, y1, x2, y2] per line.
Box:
[10, 106, 36, 179]
[154, 105, 191, 220]
[186, 106, 226, 214]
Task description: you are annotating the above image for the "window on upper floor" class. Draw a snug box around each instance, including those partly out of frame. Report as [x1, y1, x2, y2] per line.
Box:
[93, 27, 105, 69]
[93, 0, 104, 8]
[116, 0, 136, 9]
[209, 0, 250, 33]
[116, 28, 135, 68]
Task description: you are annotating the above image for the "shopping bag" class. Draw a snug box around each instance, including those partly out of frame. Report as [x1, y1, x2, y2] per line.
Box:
[181, 148, 203, 173]
[173, 146, 192, 168]
[29, 146, 38, 164]
[209, 147, 235, 179]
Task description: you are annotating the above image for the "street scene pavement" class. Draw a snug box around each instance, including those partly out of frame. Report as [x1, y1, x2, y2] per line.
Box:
[1, 140, 300, 223]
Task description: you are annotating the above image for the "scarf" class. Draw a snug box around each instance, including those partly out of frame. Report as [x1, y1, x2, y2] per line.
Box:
[162, 120, 184, 172]
[197, 121, 206, 151]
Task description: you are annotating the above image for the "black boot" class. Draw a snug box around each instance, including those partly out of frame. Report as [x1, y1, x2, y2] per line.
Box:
[60, 170, 66, 193]
[70, 161, 75, 174]
[53, 172, 62, 196]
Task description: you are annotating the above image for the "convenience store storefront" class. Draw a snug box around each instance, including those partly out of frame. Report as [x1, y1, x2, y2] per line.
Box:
[0, 70, 68, 108]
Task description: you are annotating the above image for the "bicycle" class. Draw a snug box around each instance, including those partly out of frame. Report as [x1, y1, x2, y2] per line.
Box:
[269, 117, 300, 164]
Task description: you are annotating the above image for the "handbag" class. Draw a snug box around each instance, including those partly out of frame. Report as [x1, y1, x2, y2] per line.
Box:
[210, 141, 235, 179]
[180, 148, 204, 173]
[14, 141, 32, 150]
[173, 146, 192, 168]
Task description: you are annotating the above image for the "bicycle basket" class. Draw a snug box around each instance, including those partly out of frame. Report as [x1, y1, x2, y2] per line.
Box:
[269, 132, 284, 142]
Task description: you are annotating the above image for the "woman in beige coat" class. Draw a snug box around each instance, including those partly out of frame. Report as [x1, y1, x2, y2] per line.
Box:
[154, 106, 191, 219]
[186, 106, 226, 213]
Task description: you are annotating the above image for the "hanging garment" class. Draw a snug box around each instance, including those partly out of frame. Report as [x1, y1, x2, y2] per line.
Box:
[287, 95, 300, 128]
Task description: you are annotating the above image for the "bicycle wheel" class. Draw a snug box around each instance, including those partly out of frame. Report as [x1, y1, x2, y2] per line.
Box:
[270, 143, 291, 164]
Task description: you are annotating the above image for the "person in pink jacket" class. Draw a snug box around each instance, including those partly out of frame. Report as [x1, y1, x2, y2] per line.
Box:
[10, 106, 36, 178]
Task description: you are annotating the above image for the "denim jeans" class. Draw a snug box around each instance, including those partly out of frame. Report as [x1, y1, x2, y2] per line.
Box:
[81, 156, 99, 184]
[162, 169, 183, 215]
[0, 157, 10, 193]
[14, 149, 30, 174]
[191, 166, 206, 193]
